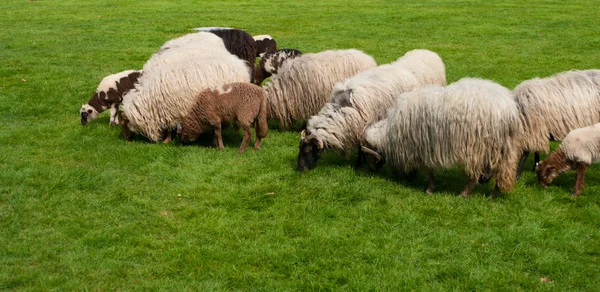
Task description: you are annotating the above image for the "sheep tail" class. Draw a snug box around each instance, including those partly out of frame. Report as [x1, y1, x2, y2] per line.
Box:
[255, 93, 269, 139]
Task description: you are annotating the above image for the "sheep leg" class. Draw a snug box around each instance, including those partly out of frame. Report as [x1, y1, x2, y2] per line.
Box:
[516, 151, 530, 180]
[214, 124, 224, 151]
[532, 152, 540, 172]
[355, 146, 365, 168]
[490, 183, 501, 198]
[238, 124, 252, 154]
[572, 162, 589, 197]
[425, 172, 435, 195]
[459, 178, 477, 197]
[162, 130, 172, 144]
[253, 122, 262, 151]
[109, 104, 119, 127]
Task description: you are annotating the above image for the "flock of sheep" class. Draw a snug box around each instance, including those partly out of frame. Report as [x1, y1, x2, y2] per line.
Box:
[80, 27, 600, 197]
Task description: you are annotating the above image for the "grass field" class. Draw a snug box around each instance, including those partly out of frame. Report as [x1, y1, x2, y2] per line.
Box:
[1, 0, 599, 290]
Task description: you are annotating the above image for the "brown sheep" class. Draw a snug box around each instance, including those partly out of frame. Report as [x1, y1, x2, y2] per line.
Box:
[177, 82, 268, 153]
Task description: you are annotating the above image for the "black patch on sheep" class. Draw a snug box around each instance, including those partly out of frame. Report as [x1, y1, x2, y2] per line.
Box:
[208, 29, 257, 82]
[255, 38, 277, 56]
[254, 49, 302, 85]
[297, 138, 324, 171]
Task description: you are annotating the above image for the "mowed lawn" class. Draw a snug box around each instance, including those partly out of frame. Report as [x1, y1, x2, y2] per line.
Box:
[1, 0, 599, 290]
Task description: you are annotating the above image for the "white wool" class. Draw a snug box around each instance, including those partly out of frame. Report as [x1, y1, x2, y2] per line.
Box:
[158, 32, 227, 52]
[122, 53, 250, 141]
[307, 49, 446, 155]
[253, 35, 273, 41]
[560, 123, 600, 165]
[143, 45, 232, 72]
[264, 49, 377, 128]
[366, 78, 523, 191]
[514, 70, 600, 153]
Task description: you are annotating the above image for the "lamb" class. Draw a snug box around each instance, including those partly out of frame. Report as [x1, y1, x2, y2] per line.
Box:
[296, 49, 446, 171]
[253, 48, 302, 85]
[253, 35, 277, 56]
[176, 82, 268, 154]
[120, 52, 251, 142]
[80, 70, 142, 126]
[514, 70, 600, 177]
[536, 123, 600, 196]
[263, 49, 377, 129]
[360, 78, 524, 197]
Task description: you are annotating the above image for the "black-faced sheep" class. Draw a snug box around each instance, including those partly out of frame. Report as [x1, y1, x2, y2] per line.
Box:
[253, 35, 277, 56]
[514, 70, 600, 178]
[176, 82, 268, 154]
[360, 78, 524, 197]
[536, 122, 600, 196]
[253, 48, 302, 85]
[80, 70, 142, 126]
[120, 52, 251, 142]
[263, 49, 377, 129]
[296, 49, 446, 171]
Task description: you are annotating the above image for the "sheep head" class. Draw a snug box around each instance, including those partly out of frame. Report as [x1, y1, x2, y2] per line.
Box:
[297, 130, 324, 171]
[535, 160, 557, 189]
[80, 104, 99, 126]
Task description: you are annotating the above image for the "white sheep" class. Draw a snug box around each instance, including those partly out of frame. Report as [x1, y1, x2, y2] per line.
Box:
[158, 32, 227, 52]
[297, 49, 446, 171]
[263, 49, 377, 129]
[361, 78, 524, 197]
[80, 70, 142, 126]
[536, 122, 600, 196]
[120, 52, 251, 142]
[514, 70, 600, 177]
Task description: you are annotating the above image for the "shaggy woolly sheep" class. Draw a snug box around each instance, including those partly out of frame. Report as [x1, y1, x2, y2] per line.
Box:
[120, 53, 251, 142]
[254, 48, 302, 85]
[514, 70, 600, 177]
[176, 82, 268, 153]
[253, 35, 277, 57]
[81, 70, 142, 126]
[536, 123, 600, 196]
[263, 49, 377, 128]
[296, 49, 446, 171]
[361, 78, 524, 197]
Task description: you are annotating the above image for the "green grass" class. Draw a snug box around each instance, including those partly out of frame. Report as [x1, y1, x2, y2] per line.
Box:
[1, 0, 600, 290]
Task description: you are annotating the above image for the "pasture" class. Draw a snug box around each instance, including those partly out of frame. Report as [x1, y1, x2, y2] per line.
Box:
[1, 0, 599, 290]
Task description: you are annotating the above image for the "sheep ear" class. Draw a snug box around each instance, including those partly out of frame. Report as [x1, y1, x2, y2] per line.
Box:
[361, 146, 381, 162]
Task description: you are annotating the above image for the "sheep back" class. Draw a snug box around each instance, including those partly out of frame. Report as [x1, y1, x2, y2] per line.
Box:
[559, 123, 600, 165]
[158, 32, 227, 52]
[264, 49, 377, 128]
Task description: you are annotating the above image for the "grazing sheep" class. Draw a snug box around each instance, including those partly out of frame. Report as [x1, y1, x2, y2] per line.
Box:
[361, 78, 524, 197]
[536, 123, 600, 196]
[120, 53, 251, 142]
[80, 70, 142, 126]
[253, 35, 277, 56]
[514, 70, 600, 177]
[254, 48, 302, 85]
[296, 49, 446, 171]
[177, 82, 268, 153]
[264, 49, 377, 128]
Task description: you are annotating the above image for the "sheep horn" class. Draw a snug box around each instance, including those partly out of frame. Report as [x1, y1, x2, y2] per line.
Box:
[314, 136, 324, 149]
[300, 130, 306, 140]
[360, 146, 381, 162]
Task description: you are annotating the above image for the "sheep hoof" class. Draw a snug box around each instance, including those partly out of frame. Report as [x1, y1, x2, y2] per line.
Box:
[425, 188, 434, 195]
[110, 122, 117, 127]
[459, 192, 470, 198]
[571, 192, 580, 197]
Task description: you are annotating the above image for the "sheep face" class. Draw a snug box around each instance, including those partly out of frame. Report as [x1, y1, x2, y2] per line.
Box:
[535, 161, 559, 189]
[360, 145, 385, 171]
[297, 130, 324, 171]
[176, 121, 206, 144]
[80, 104, 99, 125]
